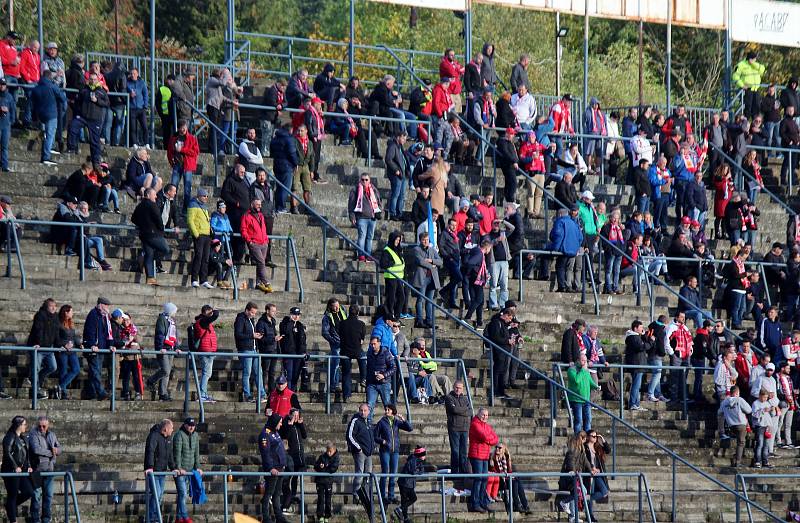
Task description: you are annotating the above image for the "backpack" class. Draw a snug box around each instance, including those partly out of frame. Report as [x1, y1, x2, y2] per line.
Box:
[601, 376, 620, 401]
[187, 321, 207, 351]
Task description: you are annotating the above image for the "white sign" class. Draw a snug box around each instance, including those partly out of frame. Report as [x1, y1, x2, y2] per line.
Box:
[730, 0, 800, 47]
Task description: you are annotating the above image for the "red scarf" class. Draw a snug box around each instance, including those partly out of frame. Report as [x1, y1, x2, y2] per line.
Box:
[734, 256, 750, 288]
[779, 373, 796, 410]
[575, 328, 585, 352]
[591, 108, 607, 136]
[608, 222, 623, 242]
[296, 133, 309, 155]
[475, 253, 488, 286]
[310, 106, 325, 141]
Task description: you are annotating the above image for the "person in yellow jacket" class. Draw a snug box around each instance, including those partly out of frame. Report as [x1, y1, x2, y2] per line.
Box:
[733, 51, 766, 119]
[416, 338, 452, 402]
[187, 188, 214, 288]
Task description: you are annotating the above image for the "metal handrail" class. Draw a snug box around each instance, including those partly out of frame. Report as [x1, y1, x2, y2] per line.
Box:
[709, 143, 796, 217]
[735, 473, 798, 523]
[146, 469, 655, 523]
[0, 471, 81, 523]
[376, 42, 782, 522]
[401, 356, 474, 415]
[2, 217, 303, 302]
[746, 143, 799, 196]
[3, 215, 25, 288]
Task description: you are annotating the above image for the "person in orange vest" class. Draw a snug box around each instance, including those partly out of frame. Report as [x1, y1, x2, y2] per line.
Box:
[267, 375, 301, 418]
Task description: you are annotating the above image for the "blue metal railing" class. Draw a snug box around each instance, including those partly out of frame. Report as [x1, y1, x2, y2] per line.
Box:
[0, 471, 81, 523]
[735, 473, 796, 523]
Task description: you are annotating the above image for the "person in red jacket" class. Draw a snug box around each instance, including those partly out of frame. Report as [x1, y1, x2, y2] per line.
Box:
[439, 48, 465, 113]
[0, 31, 21, 125]
[193, 304, 219, 402]
[431, 77, 453, 148]
[19, 39, 40, 128]
[166, 119, 200, 213]
[734, 338, 759, 392]
[267, 375, 301, 418]
[240, 198, 272, 293]
[468, 408, 499, 513]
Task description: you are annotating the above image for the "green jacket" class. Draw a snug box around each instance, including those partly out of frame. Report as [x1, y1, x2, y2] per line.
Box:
[172, 427, 200, 470]
[578, 201, 598, 236]
[732, 59, 765, 89]
[567, 366, 599, 404]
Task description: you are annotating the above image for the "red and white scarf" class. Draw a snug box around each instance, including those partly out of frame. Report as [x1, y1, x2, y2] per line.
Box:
[779, 373, 796, 410]
[295, 132, 309, 155]
[353, 182, 380, 214]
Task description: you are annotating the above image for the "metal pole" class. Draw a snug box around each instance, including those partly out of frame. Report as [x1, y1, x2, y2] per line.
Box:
[149, 0, 156, 148]
[184, 354, 190, 416]
[489, 348, 494, 406]
[322, 225, 328, 282]
[79, 224, 85, 281]
[671, 456, 676, 522]
[113, 0, 119, 55]
[349, 0, 355, 79]
[32, 347, 38, 410]
[724, 0, 732, 108]
[464, 1, 472, 71]
[583, 2, 589, 105]
[8, 0, 13, 31]
[110, 351, 117, 412]
[638, 0, 644, 106]
[326, 357, 331, 414]
[440, 476, 446, 523]
[666, 0, 672, 113]
[223, 472, 229, 522]
[300, 474, 306, 522]
[285, 242, 290, 292]
[37, 0, 43, 59]
[555, 12, 561, 95]
[5, 221, 11, 277]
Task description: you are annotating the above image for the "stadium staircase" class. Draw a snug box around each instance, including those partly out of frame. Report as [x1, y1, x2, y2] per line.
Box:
[0, 77, 796, 521]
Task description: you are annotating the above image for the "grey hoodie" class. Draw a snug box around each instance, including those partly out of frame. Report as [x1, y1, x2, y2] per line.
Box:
[718, 396, 751, 427]
[28, 428, 60, 472]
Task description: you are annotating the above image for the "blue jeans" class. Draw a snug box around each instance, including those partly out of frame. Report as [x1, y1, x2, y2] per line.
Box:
[604, 254, 622, 292]
[388, 175, 407, 219]
[646, 357, 662, 398]
[170, 166, 194, 211]
[636, 195, 650, 213]
[379, 450, 400, 500]
[328, 343, 341, 388]
[141, 235, 170, 278]
[0, 119, 10, 169]
[448, 430, 468, 474]
[389, 108, 418, 139]
[110, 105, 126, 146]
[730, 291, 747, 327]
[240, 350, 262, 400]
[683, 309, 704, 329]
[652, 198, 668, 230]
[86, 236, 105, 264]
[30, 475, 54, 523]
[764, 121, 780, 153]
[356, 218, 376, 257]
[588, 476, 609, 517]
[102, 186, 120, 211]
[41, 117, 57, 162]
[275, 167, 293, 211]
[571, 402, 592, 434]
[407, 374, 432, 399]
[415, 281, 436, 324]
[32, 351, 57, 384]
[468, 458, 490, 510]
[175, 474, 190, 519]
[57, 352, 81, 393]
[199, 355, 215, 398]
[689, 209, 707, 230]
[86, 354, 107, 398]
[366, 382, 391, 421]
[629, 370, 644, 408]
[619, 266, 639, 293]
[146, 474, 165, 523]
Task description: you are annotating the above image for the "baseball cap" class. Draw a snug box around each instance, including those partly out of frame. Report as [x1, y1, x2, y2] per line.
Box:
[0, 195, 11, 204]
[580, 190, 594, 201]
[290, 306, 301, 315]
[505, 127, 516, 136]
[277, 375, 288, 385]
[766, 362, 776, 371]
[311, 96, 323, 105]
[64, 195, 79, 204]
[690, 219, 701, 227]
[111, 308, 124, 319]
[460, 197, 470, 209]
[5, 31, 20, 40]
[569, 204, 579, 212]
[562, 93, 575, 101]
[504, 300, 517, 309]
[681, 216, 691, 225]
[0, 78, 7, 86]
[45, 42, 58, 49]
[184, 417, 196, 426]
[197, 188, 209, 197]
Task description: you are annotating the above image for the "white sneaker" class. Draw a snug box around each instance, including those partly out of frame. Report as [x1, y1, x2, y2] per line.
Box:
[191, 281, 200, 288]
[647, 394, 660, 402]
[630, 405, 647, 411]
[559, 500, 572, 515]
[42, 160, 57, 166]
[50, 149, 61, 155]
[201, 281, 215, 289]
[145, 144, 152, 150]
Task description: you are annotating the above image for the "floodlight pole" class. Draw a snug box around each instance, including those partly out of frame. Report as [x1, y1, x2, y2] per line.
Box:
[666, 0, 672, 113]
[349, 0, 355, 79]
[583, 1, 589, 105]
[638, 0, 644, 106]
[464, 0, 473, 70]
[149, 0, 156, 147]
[723, 0, 732, 108]
[555, 12, 562, 96]
[37, 0, 43, 58]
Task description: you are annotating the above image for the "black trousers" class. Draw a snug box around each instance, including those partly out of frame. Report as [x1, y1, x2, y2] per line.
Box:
[130, 108, 147, 146]
[502, 167, 517, 204]
[493, 350, 508, 397]
[160, 115, 173, 147]
[281, 453, 306, 508]
[464, 284, 485, 324]
[312, 140, 322, 178]
[120, 358, 142, 397]
[260, 475, 284, 523]
[191, 235, 211, 282]
[399, 486, 417, 520]
[3, 475, 35, 522]
[316, 483, 333, 519]
[384, 279, 404, 318]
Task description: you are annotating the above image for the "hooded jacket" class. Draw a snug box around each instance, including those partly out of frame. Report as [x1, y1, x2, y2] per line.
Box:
[371, 317, 397, 356]
[780, 78, 800, 111]
[468, 415, 498, 460]
[187, 197, 211, 238]
[479, 43, 497, 86]
[624, 330, 653, 367]
[173, 426, 200, 471]
[374, 415, 412, 454]
[27, 304, 60, 347]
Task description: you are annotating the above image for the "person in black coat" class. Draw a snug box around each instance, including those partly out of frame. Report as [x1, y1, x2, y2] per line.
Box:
[313, 63, 343, 109]
[485, 309, 513, 399]
[724, 193, 746, 245]
[279, 409, 307, 511]
[279, 307, 307, 391]
[554, 173, 578, 209]
[220, 164, 251, 262]
[313, 444, 340, 521]
[632, 159, 652, 212]
[684, 172, 708, 225]
[624, 320, 654, 410]
[131, 188, 170, 282]
[666, 232, 694, 283]
[560, 319, 587, 365]
[338, 304, 367, 400]
[496, 130, 520, 204]
[26, 299, 59, 399]
[2, 416, 35, 523]
[385, 133, 409, 220]
[256, 303, 282, 392]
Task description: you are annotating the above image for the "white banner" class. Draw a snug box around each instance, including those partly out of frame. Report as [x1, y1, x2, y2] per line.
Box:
[730, 0, 800, 48]
[370, 0, 467, 9]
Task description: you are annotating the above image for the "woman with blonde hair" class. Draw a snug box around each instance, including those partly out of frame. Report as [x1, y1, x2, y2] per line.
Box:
[418, 158, 449, 227]
[486, 443, 531, 514]
[557, 432, 592, 517]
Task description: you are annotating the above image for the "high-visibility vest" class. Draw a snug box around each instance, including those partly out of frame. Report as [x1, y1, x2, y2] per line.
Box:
[159, 85, 172, 116]
[383, 246, 404, 280]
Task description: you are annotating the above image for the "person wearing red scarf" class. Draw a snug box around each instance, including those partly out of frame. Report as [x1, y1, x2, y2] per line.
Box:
[348, 174, 381, 261]
[292, 125, 314, 214]
[304, 97, 327, 184]
[600, 210, 625, 294]
[776, 361, 797, 448]
[724, 245, 751, 328]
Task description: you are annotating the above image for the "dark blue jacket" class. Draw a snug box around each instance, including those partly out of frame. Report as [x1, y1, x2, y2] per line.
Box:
[366, 346, 395, 385]
[677, 285, 703, 313]
[684, 181, 707, 213]
[759, 317, 783, 359]
[127, 78, 149, 110]
[374, 416, 412, 454]
[346, 414, 375, 456]
[547, 215, 583, 257]
[258, 427, 287, 471]
[30, 78, 66, 122]
[270, 127, 298, 174]
[82, 307, 113, 351]
[397, 454, 426, 489]
[0, 90, 13, 123]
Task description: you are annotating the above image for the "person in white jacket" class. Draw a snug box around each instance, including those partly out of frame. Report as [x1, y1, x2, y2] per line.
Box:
[631, 126, 654, 165]
[751, 389, 778, 468]
[510, 85, 537, 129]
[718, 385, 752, 467]
[714, 347, 738, 441]
[775, 361, 798, 449]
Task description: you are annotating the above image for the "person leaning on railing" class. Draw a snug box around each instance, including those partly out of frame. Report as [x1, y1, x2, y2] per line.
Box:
[1, 415, 35, 523]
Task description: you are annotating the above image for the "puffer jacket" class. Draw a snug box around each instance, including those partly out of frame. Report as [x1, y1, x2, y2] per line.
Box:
[172, 426, 200, 471]
[468, 416, 498, 460]
[27, 304, 60, 347]
[371, 317, 397, 356]
[186, 198, 211, 238]
[374, 416, 412, 454]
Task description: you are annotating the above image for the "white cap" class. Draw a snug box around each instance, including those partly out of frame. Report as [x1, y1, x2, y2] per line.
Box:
[766, 362, 776, 371]
[580, 190, 595, 201]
